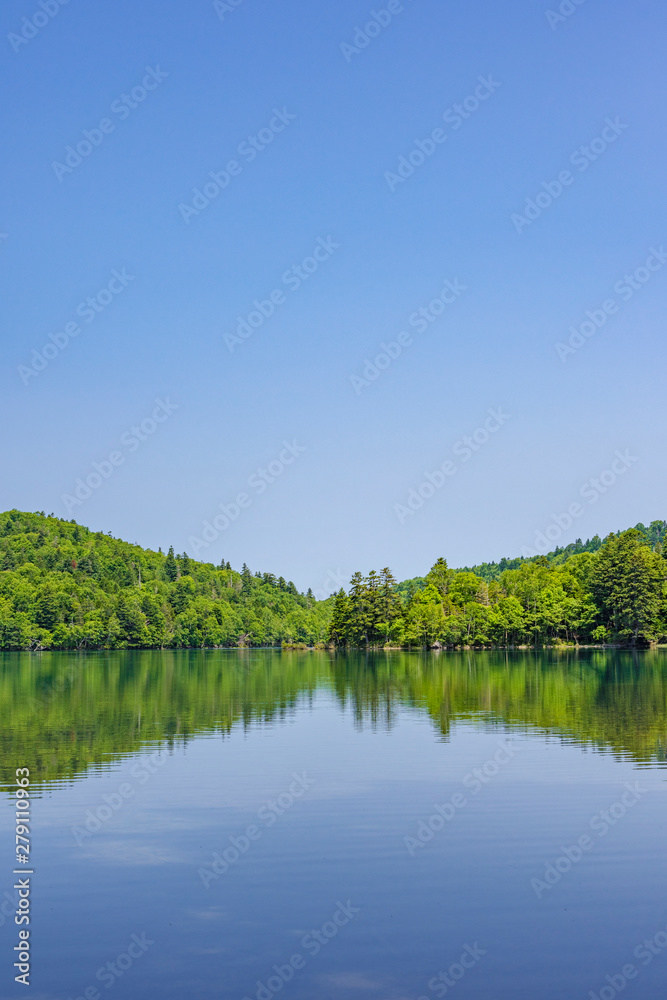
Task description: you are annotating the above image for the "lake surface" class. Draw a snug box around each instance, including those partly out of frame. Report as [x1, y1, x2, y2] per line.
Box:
[1, 649, 667, 1000]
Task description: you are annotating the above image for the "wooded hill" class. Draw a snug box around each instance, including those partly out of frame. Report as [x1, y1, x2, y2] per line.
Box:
[0, 510, 665, 650]
[0, 510, 330, 650]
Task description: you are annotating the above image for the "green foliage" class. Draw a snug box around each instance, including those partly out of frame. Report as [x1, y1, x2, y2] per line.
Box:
[333, 530, 667, 649]
[2, 511, 665, 652]
[589, 530, 666, 644]
[328, 568, 402, 647]
[463, 521, 667, 581]
[0, 510, 331, 650]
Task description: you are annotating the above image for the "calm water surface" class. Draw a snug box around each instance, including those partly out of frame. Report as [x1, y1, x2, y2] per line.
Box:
[1, 649, 667, 999]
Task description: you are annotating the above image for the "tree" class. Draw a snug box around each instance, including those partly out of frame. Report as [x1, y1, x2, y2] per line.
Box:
[589, 530, 666, 645]
[426, 557, 452, 598]
[164, 546, 178, 582]
[488, 596, 525, 645]
[347, 572, 370, 645]
[116, 595, 149, 647]
[34, 586, 59, 629]
[378, 568, 401, 643]
[327, 589, 351, 646]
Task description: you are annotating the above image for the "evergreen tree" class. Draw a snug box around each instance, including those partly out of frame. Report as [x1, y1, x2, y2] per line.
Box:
[426, 557, 452, 598]
[164, 546, 178, 582]
[365, 570, 382, 643]
[347, 572, 369, 645]
[327, 589, 351, 646]
[378, 568, 400, 642]
[241, 564, 253, 596]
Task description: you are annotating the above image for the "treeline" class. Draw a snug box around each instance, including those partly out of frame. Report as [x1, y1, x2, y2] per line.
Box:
[0, 510, 330, 650]
[2, 510, 666, 651]
[329, 529, 667, 648]
[462, 520, 667, 581]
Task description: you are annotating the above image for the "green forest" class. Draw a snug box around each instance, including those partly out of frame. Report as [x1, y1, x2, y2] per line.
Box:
[0, 510, 665, 651]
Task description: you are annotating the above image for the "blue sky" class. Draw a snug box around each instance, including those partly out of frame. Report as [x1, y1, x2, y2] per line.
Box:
[1, 0, 665, 592]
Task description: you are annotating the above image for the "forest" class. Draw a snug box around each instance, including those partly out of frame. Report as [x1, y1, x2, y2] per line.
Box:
[0, 510, 665, 651]
[329, 522, 667, 648]
[0, 509, 330, 650]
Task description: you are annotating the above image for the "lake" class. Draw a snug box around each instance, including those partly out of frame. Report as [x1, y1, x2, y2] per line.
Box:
[1, 649, 666, 999]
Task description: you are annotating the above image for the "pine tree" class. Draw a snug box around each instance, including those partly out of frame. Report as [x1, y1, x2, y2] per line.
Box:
[347, 572, 368, 645]
[164, 546, 178, 582]
[327, 589, 351, 645]
[241, 564, 253, 596]
[426, 557, 452, 598]
[379, 568, 400, 623]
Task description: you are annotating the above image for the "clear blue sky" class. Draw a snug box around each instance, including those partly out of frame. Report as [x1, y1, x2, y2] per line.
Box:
[1, 0, 665, 592]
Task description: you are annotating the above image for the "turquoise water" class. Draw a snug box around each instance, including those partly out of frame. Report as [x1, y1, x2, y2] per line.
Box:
[1, 649, 666, 999]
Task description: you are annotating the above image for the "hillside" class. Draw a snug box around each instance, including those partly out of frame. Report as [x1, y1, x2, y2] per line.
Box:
[1, 511, 666, 651]
[463, 520, 667, 580]
[0, 509, 331, 650]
